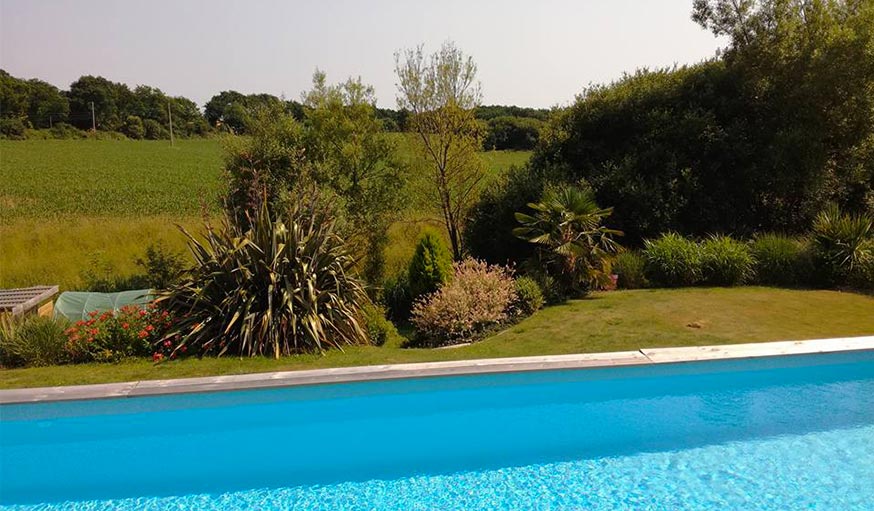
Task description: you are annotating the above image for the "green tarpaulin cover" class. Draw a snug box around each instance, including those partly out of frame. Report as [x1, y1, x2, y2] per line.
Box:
[53, 289, 153, 321]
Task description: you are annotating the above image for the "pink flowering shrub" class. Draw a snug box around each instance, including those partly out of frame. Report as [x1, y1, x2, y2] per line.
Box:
[65, 304, 174, 362]
[411, 259, 517, 346]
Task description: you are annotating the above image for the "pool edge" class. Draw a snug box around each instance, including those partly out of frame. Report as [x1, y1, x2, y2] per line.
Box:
[2, 335, 873, 404]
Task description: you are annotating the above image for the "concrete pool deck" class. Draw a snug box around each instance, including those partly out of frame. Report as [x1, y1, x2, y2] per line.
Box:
[2, 335, 873, 405]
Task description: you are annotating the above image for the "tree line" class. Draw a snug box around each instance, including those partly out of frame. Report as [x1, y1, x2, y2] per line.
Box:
[466, 0, 874, 265]
[0, 69, 546, 149]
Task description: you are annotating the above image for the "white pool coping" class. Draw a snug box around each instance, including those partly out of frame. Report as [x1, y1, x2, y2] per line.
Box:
[1, 335, 873, 405]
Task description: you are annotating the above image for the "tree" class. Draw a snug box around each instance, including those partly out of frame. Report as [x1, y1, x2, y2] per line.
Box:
[68, 75, 131, 131]
[692, 0, 874, 219]
[514, 183, 623, 297]
[0, 70, 31, 122]
[205, 91, 292, 134]
[303, 70, 404, 283]
[222, 104, 309, 228]
[395, 41, 486, 260]
[204, 90, 248, 132]
[484, 116, 543, 150]
[26, 79, 69, 128]
[407, 229, 453, 300]
[122, 115, 145, 139]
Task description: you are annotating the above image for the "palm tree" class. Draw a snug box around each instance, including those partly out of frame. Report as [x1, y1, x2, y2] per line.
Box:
[513, 184, 622, 296]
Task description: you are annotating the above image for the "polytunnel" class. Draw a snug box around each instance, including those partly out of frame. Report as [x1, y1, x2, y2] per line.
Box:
[53, 289, 153, 321]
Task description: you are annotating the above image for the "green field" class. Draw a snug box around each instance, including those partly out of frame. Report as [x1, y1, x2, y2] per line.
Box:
[2, 287, 872, 388]
[0, 139, 531, 289]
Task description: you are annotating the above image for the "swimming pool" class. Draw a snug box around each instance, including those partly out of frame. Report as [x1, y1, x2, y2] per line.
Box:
[1, 349, 873, 510]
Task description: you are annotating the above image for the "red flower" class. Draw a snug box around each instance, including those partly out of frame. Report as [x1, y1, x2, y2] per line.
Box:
[138, 330, 149, 339]
[152, 352, 164, 362]
[163, 340, 172, 347]
[145, 324, 154, 332]
[121, 322, 129, 330]
[89, 328, 99, 335]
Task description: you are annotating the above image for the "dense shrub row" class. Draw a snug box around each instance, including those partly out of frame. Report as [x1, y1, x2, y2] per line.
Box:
[616, 208, 873, 290]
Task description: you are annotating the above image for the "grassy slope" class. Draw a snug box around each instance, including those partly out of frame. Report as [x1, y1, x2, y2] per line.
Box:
[0, 139, 531, 288]
[0, 139, 221, 289]
[2, 287, 872, 388]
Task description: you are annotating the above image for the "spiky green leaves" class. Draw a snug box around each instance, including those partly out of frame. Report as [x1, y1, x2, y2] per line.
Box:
[158, 198, 368, 358]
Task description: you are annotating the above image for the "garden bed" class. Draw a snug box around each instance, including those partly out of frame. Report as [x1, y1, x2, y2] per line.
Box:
[2, 287, 872, 389]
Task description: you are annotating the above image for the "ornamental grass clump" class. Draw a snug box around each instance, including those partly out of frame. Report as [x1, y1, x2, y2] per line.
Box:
[643, 233, 703, 287]
[0, 315, 69, 368]
[411, 259, 517, 346]
[615, 250, 648, 289]
[749, 233, 813, 286]
[700, 235, 754, 286]
[158, 198, 369, 358]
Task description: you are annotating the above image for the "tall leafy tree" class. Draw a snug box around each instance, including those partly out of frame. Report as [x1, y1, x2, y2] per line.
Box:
[26, 79, 69, 128]
[692, 0, 874, 219]
[0, 70, 31, 121]
[395, 41, 486, 260]
[303, 70, 404, 283]
[68, 75, 132, 131]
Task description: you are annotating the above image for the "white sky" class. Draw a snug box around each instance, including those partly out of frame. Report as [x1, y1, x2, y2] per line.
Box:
[0, 0, 726, 109]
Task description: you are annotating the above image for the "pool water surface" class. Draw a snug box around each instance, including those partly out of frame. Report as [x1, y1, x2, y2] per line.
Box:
[1, 351, 872, 510]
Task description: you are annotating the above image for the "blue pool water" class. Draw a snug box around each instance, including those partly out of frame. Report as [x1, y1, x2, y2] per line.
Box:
[1, 351, 873, 510]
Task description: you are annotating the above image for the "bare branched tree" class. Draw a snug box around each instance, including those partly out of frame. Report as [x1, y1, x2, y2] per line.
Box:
[395, 41, 485, 260]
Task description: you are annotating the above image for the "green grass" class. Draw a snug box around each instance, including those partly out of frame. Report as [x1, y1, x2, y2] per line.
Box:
[2, 287, 872, 388]
[0, 139, 223, 219]
[0, 139, 531, 289]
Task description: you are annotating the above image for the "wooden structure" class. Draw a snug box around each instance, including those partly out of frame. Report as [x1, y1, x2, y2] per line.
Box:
[0, 286, 59, 317]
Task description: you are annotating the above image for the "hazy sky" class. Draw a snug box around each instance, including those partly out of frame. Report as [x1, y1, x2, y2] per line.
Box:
[0, 0, 725, 109]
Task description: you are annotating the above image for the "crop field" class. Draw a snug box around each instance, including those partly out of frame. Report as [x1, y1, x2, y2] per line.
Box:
[0, 139, 531, 289]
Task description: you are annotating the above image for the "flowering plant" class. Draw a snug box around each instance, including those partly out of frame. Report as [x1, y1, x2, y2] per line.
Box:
[65, 304, 174, 362]
[411, 259, 517, 346]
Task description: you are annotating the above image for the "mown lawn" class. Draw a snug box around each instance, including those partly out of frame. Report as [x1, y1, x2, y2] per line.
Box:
[2, 287, 872, 389]
[0, 139, 531, 289]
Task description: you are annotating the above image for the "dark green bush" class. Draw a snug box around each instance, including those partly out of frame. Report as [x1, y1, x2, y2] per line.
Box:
[483, 116, 543, 150]
[528, 270, 565, 305]
[512, 276, 544, 316]
[749, 233, 811, 286]
[643, 233, 703, 287]
[361, 303, 399, 347]
[50, 122, 85, 139]
[81, 255, 148, 292]
[700, 235, 754, 286]
[464, 164, 549, 267]
[134, 243, 186, 290]
[0, 118, 26, 140]
[123, 115, 145, 139]
[408, 230, 453, 300]
[615, 250, 648, 289]
[381, 271, 414, 321]
[85, 130, 128, 141]
[143, 119, 169, 140]
[0, 315, 69, 367]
